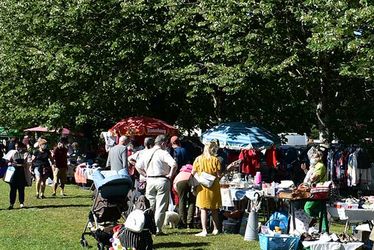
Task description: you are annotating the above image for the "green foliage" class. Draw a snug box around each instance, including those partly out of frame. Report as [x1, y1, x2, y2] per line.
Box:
[0, 0, 373, 142]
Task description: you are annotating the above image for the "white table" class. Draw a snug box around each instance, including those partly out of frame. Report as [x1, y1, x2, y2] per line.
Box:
[302, 241, 363, 250]
[327, 206, 374, 233]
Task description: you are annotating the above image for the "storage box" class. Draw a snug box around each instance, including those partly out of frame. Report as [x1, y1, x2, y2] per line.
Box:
[259, 234, 300, 250]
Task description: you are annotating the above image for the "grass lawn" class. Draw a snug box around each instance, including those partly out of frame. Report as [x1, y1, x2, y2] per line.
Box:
[0, 181, 345, 249]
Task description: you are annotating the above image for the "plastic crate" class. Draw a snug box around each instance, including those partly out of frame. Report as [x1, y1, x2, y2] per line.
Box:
[259, 233, 300, 250]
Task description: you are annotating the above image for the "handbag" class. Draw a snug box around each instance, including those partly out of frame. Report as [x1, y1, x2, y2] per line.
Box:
[196, 171, 216, 188]
[4, 166, 15, 183]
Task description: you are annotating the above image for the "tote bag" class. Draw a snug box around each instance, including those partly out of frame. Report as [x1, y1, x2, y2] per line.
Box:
[4, 166, 15, 183]
[196, 171, 216, 188]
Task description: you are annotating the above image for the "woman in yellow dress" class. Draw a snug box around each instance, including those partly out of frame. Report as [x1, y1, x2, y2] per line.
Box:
[192, 141, 222, 236]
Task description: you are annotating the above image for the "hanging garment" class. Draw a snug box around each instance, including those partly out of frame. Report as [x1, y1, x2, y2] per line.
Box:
[265, 146, 278, 168]
[239, 149, 260, 176]
[347, 153, 358, 187]
[356, 148, 370, 169]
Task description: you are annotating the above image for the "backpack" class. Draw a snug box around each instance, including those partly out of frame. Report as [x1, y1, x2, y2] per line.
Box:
[124, 192, 153, 233]
[124, 209, 147, 233]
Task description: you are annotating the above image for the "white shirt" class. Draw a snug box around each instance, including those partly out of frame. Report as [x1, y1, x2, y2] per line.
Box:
[129, 148, 150, 181]
[135, 146, 177, 177]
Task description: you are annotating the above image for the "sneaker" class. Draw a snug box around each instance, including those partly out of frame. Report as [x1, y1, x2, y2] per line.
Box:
[61, 193, 67, 197]
[8, 205, 13, 210]
[51, 193, 56, 197]
[195, 231, 207, 237]
[41, 195, 46, 199]
[20, 204, 24, 208]
[212, 229, 219, 235]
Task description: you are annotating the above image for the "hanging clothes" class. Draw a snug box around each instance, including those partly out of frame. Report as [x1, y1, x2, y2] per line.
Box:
[265, 145, 278, 168]
[238, 148, 260, 176]
[347, 152, 358, 187]
[356, 148, 370, 169]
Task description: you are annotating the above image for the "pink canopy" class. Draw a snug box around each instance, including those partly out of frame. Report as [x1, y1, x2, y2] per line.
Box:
[24, 126, 74, 135]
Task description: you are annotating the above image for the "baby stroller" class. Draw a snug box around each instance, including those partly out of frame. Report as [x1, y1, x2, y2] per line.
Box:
[80, 169, 132, 250]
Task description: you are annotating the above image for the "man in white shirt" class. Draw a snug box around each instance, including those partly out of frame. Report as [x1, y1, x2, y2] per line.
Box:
[136, 135, 177, 235]
[129, 137, 155, 193]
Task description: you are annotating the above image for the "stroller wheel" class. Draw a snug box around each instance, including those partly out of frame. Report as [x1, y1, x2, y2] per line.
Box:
[80, 238, 88, 248]
[97, 242, 105, 250]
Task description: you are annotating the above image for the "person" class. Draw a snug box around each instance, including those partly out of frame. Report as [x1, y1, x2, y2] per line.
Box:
[32, 139, 54, 199]
[4, 142, 28, 209]
[192, 141, 222, 237]
[135, 135, 177, 235]
[7, 137, 17, 152]
[52, 139, 68, 196]
[170, 136, 190, 170]
[130, 137, 155, 194]
[303, 150, 328, 231]
[106, 136, 130, 172]
[173, 164, 196, 229]
[209, 139, 228, 172]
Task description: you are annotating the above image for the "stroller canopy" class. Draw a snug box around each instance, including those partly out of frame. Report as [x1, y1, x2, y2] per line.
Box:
[93, 169, 133, 199]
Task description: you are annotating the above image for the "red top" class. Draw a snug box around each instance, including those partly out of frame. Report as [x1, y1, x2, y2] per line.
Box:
[53, 147, 68, 168]
[239, 149, 260, 176]
[265, 146, 278, 168]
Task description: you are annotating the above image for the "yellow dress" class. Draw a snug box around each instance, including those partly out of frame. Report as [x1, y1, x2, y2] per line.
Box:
[193, 155, 222, 209]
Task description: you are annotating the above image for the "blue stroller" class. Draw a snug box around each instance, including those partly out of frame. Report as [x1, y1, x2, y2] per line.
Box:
[80, 169, 132, 250]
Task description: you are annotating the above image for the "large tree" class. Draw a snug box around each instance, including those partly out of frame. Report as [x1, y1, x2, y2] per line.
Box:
[0, 0, 373, 142]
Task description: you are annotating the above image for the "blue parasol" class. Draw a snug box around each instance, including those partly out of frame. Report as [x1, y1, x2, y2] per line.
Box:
[201, 122, 280, 149]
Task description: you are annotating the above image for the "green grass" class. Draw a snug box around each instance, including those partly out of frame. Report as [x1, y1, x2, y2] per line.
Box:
[0, 181, 345, 249]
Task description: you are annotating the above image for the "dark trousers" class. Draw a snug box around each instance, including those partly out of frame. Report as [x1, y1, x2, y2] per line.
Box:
[9, 183, 25, 205]
[176, 180, 196, 225]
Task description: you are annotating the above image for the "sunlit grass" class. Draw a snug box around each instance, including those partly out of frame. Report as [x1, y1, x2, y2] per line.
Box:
[0, 181, 345, 249]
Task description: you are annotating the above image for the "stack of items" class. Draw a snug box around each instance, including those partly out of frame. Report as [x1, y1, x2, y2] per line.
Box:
[277, 181, 332, 200]
[220, 171, 253, 189]
[302, 231, 360, 243]
[301, 230, 363, 250]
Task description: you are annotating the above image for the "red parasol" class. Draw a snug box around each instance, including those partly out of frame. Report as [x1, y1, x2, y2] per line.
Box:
[23, 126, 82, 136]
[109, 116, 178, 136]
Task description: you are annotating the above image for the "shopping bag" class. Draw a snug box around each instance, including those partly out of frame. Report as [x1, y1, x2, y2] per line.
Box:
[4, 166, 15, 183]
[196, 172, 216, 188]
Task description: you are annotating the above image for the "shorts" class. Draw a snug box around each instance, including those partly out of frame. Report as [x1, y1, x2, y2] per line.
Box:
[34, 166, 42, 178]
[53, 168, 67, 184]
[34, 166, 51, 181]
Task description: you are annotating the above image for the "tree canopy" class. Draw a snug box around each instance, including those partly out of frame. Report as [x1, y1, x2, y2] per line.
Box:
[0, 0, 373, 143]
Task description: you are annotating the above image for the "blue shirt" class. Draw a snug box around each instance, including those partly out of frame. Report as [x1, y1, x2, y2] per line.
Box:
[173, 146, 190, 169]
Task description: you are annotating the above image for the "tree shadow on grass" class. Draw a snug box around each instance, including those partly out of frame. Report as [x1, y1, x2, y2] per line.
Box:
[0, 204, 90, 211]
[153, 242, 209, 249]
[48, 195, 92, 199]
[23, 204, 91, 209]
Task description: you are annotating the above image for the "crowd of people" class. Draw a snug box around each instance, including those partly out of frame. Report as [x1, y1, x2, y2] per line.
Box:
[105, 134, 224, 237]
[1, 136, 82, 209]
[103, 134, 334, 239]
[2, 132, 332, 242]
